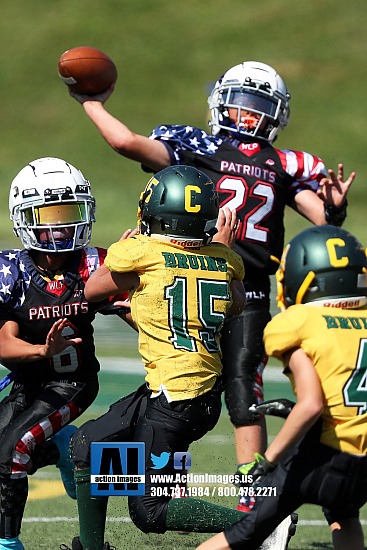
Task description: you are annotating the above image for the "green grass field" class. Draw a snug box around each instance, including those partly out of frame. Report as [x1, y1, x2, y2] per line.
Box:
[1, 366, 361, 550]
[0, 1, 366, 250]
[0, 2, 366, 548]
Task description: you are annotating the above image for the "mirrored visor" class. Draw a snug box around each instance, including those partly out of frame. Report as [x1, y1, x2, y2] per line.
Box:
[228, 91, 278, 117]
[26, 202, 87, 225]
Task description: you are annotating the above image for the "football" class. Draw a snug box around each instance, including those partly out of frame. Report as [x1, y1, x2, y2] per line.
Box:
[57, 46, 118, 95]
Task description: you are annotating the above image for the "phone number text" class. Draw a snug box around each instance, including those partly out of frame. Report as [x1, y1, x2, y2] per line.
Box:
[150, 486, 277, 498]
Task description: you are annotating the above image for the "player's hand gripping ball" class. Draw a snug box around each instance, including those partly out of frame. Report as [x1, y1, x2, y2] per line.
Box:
[58, 46, 117, 95]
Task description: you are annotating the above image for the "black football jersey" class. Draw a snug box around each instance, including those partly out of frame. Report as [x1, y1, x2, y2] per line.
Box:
[148, 125, 327, 276]
[0, 247, 127, 382]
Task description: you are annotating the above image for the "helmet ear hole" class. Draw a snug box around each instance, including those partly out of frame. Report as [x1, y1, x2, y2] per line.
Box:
[160, 189, 166, 205]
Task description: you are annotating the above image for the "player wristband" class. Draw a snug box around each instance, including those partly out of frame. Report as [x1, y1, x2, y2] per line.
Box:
[324, 200, 348, 227]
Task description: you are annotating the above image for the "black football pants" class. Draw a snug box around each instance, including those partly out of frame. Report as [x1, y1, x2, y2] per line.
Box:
[72, 380, 223, 533]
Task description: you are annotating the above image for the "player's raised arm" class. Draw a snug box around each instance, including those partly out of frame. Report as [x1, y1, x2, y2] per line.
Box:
[293, 163, 355, 226]
[58, 47, 170, 171]
[75, 96, 170, 170]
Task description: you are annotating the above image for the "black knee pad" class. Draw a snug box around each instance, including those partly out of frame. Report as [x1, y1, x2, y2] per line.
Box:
[70, 421, 94, 467]
[320, 453, 367, 522]
[128, 495, 169, 534]
[225, 375, 259, 426]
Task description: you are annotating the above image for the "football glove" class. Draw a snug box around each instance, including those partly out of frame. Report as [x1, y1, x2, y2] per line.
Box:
[238, 452, 276, 480]
[250, 398, 296, 419]
[240, 452, 276, 484]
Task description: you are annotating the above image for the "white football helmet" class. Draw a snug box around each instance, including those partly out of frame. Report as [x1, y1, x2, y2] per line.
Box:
[9, 157, 96, 252]
[208, 61, 290, 142]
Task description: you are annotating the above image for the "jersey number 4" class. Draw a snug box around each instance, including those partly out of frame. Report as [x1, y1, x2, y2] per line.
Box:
[165, 277, 230, 353]
[343, 338, 367, 415]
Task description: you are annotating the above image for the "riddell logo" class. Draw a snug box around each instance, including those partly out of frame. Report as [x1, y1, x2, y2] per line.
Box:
[324, 299, 361, 308]
[169, 238, 202, 248]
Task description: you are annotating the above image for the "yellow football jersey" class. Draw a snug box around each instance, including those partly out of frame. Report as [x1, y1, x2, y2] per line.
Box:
[264, 304, 367, 455]
[105, 234, 244, 400]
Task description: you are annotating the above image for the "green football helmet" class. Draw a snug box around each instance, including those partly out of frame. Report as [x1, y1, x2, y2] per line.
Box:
[276, 225, 367, 309]
[138, 165, 219, 247]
